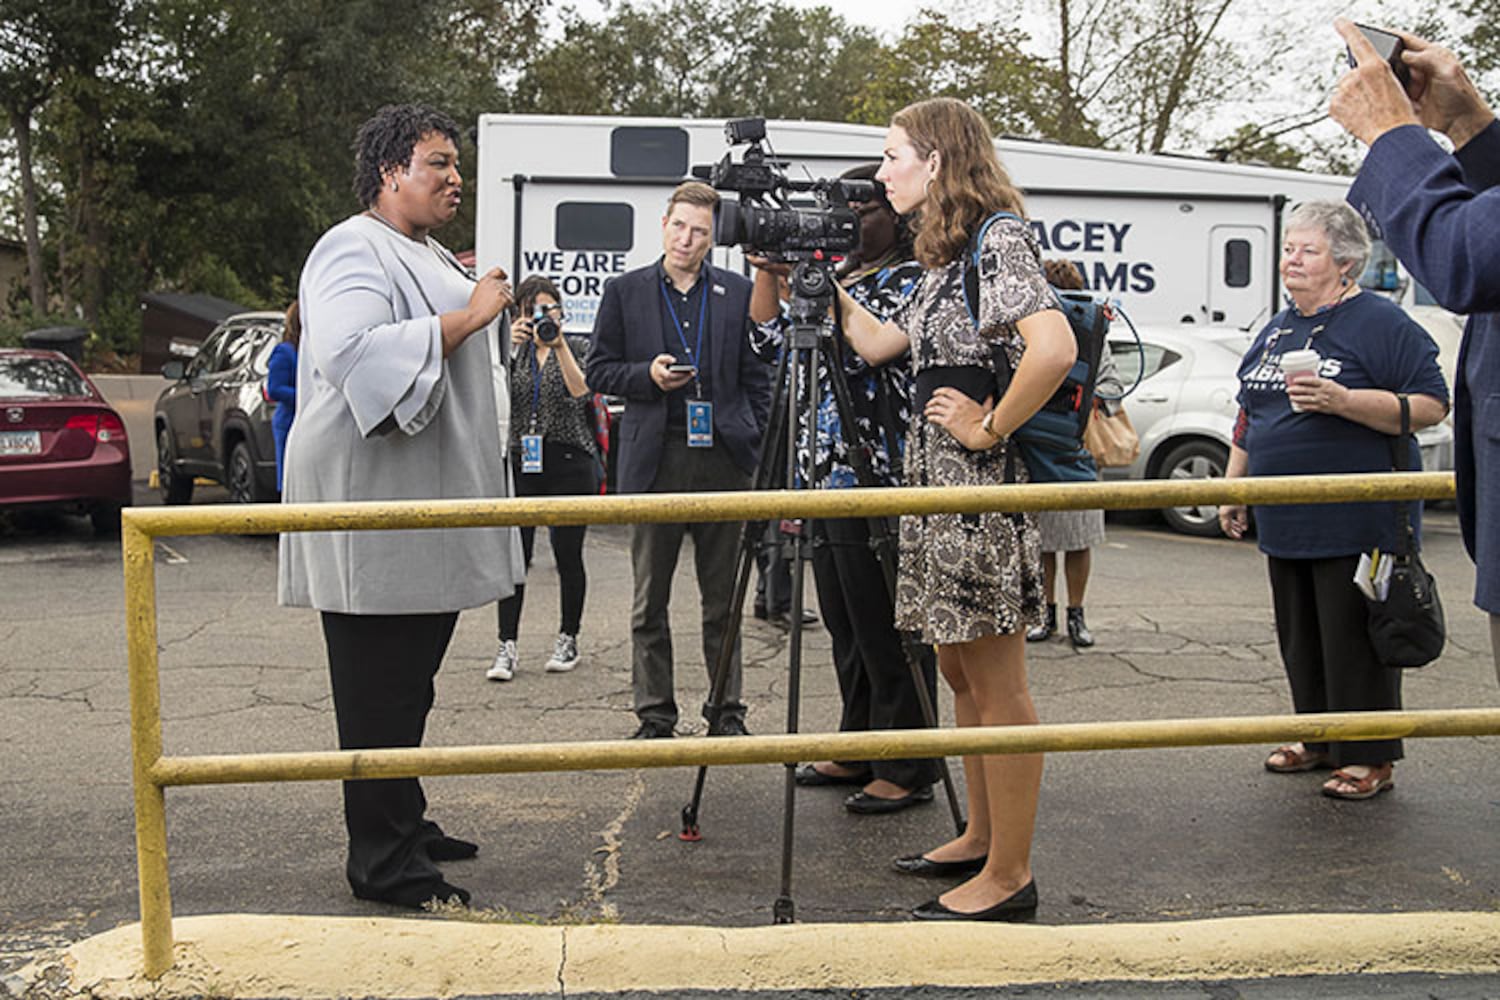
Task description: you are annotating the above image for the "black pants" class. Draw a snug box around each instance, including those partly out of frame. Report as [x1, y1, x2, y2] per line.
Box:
[498, 444, 596, 640]
[1267, 554, 1404, 766]
[753, 520, 793, 615]
[811, 517, 938, 789]
[322, 610, 459, 900]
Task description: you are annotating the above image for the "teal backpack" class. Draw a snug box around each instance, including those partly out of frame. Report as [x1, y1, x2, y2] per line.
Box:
[962, 211, 1110, 483]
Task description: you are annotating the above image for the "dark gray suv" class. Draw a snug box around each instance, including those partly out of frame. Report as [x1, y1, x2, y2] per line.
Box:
[154, 311, 282, 504]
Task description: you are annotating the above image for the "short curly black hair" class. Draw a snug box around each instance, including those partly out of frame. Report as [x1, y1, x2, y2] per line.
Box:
[351, 104, 462, 209]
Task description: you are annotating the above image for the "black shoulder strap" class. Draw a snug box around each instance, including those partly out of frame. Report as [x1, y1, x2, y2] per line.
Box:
[963, 211, 1023, 328]
[1389, 393, 1415, 557]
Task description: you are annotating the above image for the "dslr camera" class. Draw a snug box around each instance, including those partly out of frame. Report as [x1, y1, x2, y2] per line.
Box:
[693, 118, 874, 256]
[531, 308, 561, 344]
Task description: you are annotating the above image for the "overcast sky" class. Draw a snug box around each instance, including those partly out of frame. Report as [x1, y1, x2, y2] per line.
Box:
[561, 0, 932, 37]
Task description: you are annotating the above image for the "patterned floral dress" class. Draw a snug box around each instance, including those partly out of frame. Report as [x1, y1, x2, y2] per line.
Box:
[749, 258, 924, 487]
[892, 217, 1056, 645]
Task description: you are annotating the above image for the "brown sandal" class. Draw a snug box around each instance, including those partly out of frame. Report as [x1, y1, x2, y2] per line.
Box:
[1264, 743, 1331, 773]
[1321, 764, 1395, 800]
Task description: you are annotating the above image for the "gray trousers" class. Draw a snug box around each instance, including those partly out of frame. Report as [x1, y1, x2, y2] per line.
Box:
[1492, 614, 1500, 687]
[631, 436, 752, 727]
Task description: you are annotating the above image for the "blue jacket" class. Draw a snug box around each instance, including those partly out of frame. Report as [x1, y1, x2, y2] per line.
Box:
[266, 341, 297, 491]
[1349, 121, 1500, 612]
[586, 260, 769, 493]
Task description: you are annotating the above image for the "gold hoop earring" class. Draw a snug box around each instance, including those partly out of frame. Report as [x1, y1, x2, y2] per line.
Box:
[923, 177, 934, 198]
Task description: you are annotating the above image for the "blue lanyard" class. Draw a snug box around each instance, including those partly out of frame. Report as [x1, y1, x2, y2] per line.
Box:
[528, 345, 543, 429]
[659, 279, 708, 376]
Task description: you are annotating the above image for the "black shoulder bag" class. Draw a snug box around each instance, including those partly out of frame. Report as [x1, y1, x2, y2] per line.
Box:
[1363, 394, 1445, 668]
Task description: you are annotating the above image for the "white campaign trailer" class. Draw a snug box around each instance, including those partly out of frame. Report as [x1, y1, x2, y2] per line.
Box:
[474, 114, 1393, 336]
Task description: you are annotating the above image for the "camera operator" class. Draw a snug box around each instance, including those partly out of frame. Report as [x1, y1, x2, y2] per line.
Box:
[746, 162, 938, 816]
[486, 275, 597, 682]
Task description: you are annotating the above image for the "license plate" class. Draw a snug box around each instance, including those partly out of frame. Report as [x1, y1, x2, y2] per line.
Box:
[0, 430, 41, 456]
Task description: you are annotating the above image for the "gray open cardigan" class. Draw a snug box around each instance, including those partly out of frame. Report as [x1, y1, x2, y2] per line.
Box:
[279, 214, 523, 615]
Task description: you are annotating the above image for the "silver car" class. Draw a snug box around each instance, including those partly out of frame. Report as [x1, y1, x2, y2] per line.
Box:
[1101, 325, 1453, 536]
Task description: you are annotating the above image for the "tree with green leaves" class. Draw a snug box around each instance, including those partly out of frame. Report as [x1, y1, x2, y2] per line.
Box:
[848, 11, 1077, 140]
[512, 0, 880, 120]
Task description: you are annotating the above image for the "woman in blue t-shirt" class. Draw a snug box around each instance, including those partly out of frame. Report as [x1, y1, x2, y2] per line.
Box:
[1219, 200, 1449, 801]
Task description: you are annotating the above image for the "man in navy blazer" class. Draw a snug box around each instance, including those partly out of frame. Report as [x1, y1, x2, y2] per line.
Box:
[1333, 19, 1500, 682]
[588, 181, 771, 737]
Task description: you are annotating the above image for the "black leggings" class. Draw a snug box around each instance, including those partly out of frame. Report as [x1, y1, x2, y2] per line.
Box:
[811, 516, 938, 789]
[498, 443, 597, 640]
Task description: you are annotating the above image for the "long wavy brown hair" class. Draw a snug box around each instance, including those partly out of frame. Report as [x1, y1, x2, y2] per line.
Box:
[892, 98, 1027, 269]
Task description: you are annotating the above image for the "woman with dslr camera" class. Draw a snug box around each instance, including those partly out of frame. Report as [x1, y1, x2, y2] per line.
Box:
[836, 98, 1076, 922]
[487, 275, 599, 682]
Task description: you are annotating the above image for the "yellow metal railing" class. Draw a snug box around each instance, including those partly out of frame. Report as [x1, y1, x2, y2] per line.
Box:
[124, 471, 1500, 977]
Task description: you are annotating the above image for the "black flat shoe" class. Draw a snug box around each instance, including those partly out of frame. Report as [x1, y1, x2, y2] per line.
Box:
[425, 835, 479, 862]
[795, 763, 870, 787]
[892, 852, 988, 877]
[707, 716, 750, 737]
[911, 880, 1037, 922]
[769, 607, 819, 630]
[844, 785, 934, 815]
[630, 720, 675, 739]
[356, 878, 471, 910]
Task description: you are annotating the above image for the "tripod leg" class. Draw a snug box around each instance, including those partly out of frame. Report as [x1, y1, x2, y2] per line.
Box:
[680, 346, 792, 842]
[772, 340, 821, 923]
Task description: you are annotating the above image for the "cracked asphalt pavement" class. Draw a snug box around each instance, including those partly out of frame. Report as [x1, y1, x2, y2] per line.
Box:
[1, 486, 1497, 990]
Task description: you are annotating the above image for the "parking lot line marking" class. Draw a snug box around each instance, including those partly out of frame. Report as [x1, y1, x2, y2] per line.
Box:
[155, 542, 188, 565]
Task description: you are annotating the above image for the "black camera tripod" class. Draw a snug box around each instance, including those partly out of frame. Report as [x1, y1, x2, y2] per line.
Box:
[679, 256, 964, 924]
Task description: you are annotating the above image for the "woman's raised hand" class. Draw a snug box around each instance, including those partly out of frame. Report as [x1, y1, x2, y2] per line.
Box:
[469, 267, 514, 328]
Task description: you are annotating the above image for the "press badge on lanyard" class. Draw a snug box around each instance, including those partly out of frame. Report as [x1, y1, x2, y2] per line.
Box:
[522, 347, 545, 473]
[521, 433, 543, 473]
[687, 399, 713, 447]
[661, 282, 714, 448]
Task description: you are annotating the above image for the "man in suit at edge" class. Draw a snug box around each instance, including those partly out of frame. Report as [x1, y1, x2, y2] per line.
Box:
[587, 181, 771, 738]
[1332, 19, 1500, 683]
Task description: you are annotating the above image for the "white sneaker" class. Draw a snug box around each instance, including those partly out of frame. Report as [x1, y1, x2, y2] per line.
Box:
[545, 632, 580, 673]
[486, 639, 518, 681]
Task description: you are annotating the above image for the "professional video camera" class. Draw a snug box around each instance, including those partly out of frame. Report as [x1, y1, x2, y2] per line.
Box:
[692, 117, 875, 257]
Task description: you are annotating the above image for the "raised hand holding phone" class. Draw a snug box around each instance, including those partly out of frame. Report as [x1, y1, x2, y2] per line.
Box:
[1346, 23, 1411, 88]
[1331, 18, 1422, 145]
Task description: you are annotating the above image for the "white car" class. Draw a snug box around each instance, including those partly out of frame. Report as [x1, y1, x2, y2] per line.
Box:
[1101, 324, 1453, 536]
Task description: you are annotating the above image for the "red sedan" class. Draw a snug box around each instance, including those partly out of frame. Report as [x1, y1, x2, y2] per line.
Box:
[0, 348, 133, 534]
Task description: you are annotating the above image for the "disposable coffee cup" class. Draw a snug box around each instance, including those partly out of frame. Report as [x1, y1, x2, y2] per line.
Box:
[1279, 348, 1321, 411]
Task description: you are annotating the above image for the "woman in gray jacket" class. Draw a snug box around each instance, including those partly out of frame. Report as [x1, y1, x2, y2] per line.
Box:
[279, 104, 524, 909]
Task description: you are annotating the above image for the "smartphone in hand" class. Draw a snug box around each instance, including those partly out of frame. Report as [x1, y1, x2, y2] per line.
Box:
[666, 363, 697, 375]
[1348, 23, 1412, 88]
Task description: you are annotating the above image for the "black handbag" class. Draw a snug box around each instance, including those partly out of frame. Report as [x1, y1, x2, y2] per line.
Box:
[1363, 395, 1445, 668]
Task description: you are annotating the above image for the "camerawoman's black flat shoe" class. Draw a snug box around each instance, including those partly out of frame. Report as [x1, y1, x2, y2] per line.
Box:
[910, 880, 1038, 922]
[795, 763, 870, 787]
[844, 785, 933, 815]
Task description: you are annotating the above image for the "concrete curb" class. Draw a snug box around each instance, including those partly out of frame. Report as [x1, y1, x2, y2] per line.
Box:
[29, 912, 1500, 998]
